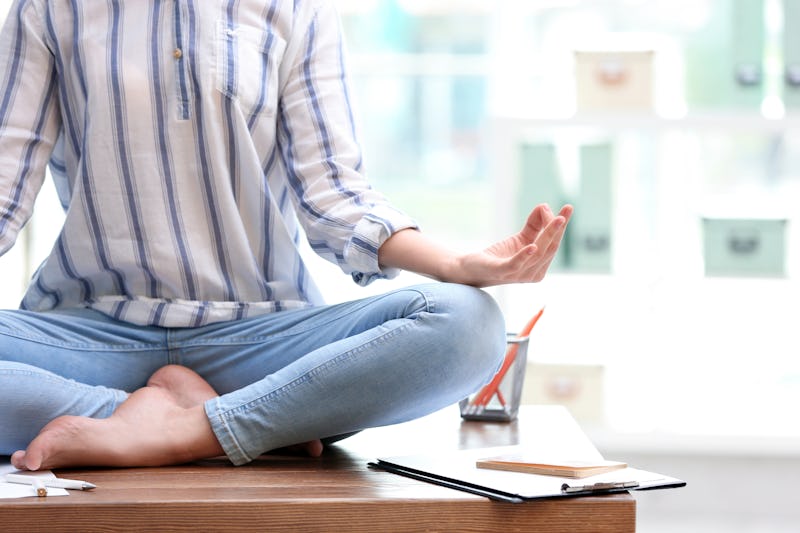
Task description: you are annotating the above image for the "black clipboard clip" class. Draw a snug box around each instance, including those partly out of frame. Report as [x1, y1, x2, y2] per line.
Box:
[561, 480, 640, 494]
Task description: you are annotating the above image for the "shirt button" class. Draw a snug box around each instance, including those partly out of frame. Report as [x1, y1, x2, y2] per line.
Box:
[173, 48, 183, 60]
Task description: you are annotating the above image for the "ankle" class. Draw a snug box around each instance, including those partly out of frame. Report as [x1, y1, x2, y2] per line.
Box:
[177, 405, 225, 461]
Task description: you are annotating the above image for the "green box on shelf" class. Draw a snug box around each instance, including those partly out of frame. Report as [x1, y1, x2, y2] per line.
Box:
[784, 0, 800, 108]
[702, 217, 787, 277]
[518, 143, 569, 271]
[570, 143, 613, 273]
[685, 0, 764, 110]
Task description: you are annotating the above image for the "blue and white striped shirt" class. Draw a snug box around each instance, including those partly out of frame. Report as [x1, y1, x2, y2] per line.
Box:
[0, 0, 416, 327]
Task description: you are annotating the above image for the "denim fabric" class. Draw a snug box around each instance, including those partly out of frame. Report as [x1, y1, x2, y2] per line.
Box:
[0, 283, 505, 463]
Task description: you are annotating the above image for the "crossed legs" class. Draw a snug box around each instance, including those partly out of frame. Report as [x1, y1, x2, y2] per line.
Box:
[3, 283, 505, 470]
[11, 366, 222, 470]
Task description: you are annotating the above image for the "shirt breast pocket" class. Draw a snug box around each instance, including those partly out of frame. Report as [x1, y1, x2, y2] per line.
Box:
[215, 20, 286, 117]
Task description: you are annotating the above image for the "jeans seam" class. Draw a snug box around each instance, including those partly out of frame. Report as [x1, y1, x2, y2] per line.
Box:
[166, 329, 181, 365]
[0, 368, 128, 414]
[0, 368, 89, 387]
[0, 328, 162, 352]
[206, 398, 251, 464]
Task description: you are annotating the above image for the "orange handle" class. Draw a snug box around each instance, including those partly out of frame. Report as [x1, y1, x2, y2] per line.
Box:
[471, 307, 545, 407]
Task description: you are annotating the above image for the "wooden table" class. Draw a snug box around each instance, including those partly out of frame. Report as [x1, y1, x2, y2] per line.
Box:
[1, 405, 634, 532]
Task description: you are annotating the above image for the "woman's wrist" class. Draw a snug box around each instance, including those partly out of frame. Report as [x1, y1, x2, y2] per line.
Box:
[378, 228, 464, 283]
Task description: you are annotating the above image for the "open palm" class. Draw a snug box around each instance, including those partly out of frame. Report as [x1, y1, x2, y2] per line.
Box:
[455, 204, 573, 287]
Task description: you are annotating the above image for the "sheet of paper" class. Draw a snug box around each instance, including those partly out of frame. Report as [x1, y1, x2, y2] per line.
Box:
[0, 461, 69, 498]
[378, 445, 684, 499]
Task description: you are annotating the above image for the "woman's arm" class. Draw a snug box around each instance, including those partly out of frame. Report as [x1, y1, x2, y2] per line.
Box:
[378, 203, 573, 288]
[0, 0, 61, 257]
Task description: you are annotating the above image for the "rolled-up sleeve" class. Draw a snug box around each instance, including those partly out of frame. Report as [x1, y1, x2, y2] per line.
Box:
[345, 203, 418, 285]
[276, 0, 417, 285]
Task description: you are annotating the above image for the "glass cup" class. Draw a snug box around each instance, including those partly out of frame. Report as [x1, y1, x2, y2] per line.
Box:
[459, 333, 530, 422]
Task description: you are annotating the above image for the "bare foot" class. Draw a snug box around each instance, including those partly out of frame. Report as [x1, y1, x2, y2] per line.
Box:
[282, 438, 324, 457]
[147, 365, 324, 457]
[301, 439, 324, 457]
[11, 386, 224, 471]
[147, 364, 218, 407]
[11, 365, 324, 469]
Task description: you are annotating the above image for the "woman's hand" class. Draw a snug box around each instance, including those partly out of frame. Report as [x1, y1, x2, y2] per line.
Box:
[378, 203, 573, 288]
[448, 203, 572, 287]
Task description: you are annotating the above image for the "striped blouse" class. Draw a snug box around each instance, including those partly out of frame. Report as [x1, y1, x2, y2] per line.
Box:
[0, 0, 416, 327]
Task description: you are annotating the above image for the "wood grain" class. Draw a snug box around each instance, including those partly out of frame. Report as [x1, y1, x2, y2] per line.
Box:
[0, 406, 635, 532]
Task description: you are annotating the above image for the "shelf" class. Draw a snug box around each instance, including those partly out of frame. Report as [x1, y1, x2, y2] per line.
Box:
[586, 427, 800, 458]
[491, 111, 800, 133]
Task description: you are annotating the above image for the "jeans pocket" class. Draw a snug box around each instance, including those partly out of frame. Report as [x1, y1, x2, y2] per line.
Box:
[215, 20, 286, 117]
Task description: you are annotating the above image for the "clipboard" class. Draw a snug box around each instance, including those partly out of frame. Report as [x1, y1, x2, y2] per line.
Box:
[368, 445, 685, 503]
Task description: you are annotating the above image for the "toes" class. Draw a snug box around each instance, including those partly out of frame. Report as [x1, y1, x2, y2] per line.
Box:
[304, 439, 324, 457]
[10, 450, 29, 470]
[11, 445, 42, 471]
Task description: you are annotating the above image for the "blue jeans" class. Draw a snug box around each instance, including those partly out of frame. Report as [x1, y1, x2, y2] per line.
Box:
[0, 283, 505, 465]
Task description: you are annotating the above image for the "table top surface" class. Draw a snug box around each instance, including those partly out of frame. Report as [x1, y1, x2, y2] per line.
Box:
[1, 405, 635, 532]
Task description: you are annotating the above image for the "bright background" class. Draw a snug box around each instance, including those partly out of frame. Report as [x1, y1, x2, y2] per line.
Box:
[1, 1, 798, 531]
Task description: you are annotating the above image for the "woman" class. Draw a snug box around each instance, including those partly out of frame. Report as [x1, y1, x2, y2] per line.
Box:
[0, 0, 571, 470]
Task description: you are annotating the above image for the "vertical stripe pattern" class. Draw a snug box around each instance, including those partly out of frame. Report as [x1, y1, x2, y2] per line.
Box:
[0, 0, 417, 327]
